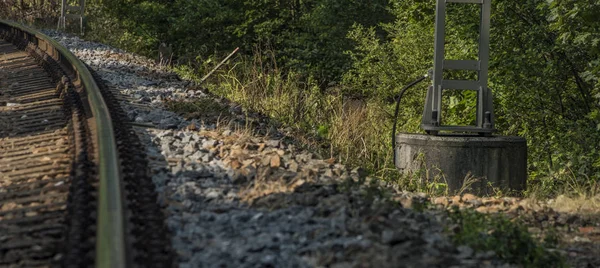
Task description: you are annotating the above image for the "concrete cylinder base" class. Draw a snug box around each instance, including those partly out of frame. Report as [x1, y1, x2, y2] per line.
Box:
[395, 133, 527, 195]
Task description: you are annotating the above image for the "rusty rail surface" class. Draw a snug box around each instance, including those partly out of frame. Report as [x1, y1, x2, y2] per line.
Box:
[0, 20, 127, 267]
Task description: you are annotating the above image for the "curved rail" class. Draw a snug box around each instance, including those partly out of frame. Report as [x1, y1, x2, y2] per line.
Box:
[0, 20, 127, 268]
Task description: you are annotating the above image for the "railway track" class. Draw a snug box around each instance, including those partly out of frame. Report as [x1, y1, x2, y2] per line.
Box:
[0, 21, 172, 267]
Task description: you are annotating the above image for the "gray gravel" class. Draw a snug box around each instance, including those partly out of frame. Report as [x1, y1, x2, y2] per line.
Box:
[44, 30, 512, 268]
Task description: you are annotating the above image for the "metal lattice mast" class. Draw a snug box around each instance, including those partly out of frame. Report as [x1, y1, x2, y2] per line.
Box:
[421, 0, 494, 135]
[58, 0, 85, 35]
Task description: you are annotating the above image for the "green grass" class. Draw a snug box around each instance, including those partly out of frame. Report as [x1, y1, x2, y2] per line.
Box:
[447, 208, 565, 267]
[178, 52, 398, 175]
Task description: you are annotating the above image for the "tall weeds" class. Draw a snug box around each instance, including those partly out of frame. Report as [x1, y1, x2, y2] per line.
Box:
[202, 48, 396, 174]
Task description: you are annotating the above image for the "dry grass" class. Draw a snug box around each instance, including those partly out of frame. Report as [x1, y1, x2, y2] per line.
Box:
[328, 98, 392, 170]
[238, 167, 311, 204]
[201, 50, 401, 180]
[548, 194, 600, 215]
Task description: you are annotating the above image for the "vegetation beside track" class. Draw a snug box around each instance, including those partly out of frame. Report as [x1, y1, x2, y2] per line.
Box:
[79, 0, 600, 200]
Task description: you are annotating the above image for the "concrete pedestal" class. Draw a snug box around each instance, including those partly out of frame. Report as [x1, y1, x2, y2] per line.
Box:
[395, 133, 527, 195]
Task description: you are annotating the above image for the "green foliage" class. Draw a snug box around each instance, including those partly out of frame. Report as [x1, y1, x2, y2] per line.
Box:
[316, 124, 329, 138]
[83, 0, 600, 197]
[449, 208, 565, 267]
[0, 0, 58, 26]
[88, 0, 392, 82]
[390, 152, 451, 196]
[490, 1, 600, 194]
[342, 0, 600, 196]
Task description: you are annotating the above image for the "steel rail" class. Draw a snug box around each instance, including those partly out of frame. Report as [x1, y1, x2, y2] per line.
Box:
[0, 20, 127, 268]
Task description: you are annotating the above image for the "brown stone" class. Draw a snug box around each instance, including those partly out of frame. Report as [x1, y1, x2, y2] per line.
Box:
[476, 206, 499, 214]
[519, 199, 542, 211]
[270, 155, 281, 168]
[395, 197, 413, 209]
[260, 157, 271, 167]
[502, 197, 517, 206]
[451, 195, 461, 205]
[25, 211, 38, 217]
[219, 147, 228, 158]
[433, 197, 449, 206]
[242, 159, 254, 167]
[1, 202, 18, 210]
[205, 141, 219, 151]
[230, 148, 244, 158]
[186, 122, 197, 131]
[230, 160, 242, 169]
[482, 198, 502, 206]
[288, 160, 299, 172]
[579, 227, 598, 234]
[462, 193, 477, 202]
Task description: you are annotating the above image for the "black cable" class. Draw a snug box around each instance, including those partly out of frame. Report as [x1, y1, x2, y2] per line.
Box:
[392, 74, 428, 165]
